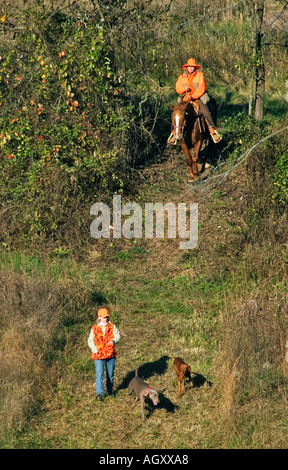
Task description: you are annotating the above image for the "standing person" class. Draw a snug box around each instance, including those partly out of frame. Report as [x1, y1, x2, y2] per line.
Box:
[88, 307, 120, 401]
[171, 57, 221, 144]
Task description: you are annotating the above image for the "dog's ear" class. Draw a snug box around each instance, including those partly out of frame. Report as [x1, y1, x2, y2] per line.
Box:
[169, 104, 175, 110]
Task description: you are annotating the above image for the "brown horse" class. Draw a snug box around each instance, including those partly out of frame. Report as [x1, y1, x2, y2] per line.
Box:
[168, 100, 215, 182]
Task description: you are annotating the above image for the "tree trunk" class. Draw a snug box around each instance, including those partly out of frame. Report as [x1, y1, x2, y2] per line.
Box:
[246, 0, 265, 120]
[253, 1, 265, 121]
[254, 58, 265, 121]
[248, 79, 253, 115]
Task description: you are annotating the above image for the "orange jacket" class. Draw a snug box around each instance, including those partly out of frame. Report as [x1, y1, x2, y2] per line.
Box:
[175, 71, 206, 101]
[91, 322, 118, 360]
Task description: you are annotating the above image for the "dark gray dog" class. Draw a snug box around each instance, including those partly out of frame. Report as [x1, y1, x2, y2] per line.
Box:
[128, 369, 160, 421]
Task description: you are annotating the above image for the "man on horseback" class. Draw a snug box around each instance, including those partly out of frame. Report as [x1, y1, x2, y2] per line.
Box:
[168, 58, 221, 145]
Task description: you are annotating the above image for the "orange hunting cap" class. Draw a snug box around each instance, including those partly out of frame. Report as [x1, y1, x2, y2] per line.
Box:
[97, 307, 109, 318]
[182, 58, 200, 70]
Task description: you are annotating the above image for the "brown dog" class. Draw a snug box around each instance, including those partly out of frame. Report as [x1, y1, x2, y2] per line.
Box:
[169, 356, 194, 398]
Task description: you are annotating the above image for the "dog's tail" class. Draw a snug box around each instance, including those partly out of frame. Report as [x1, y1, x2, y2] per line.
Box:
[168, 355, 176, 360]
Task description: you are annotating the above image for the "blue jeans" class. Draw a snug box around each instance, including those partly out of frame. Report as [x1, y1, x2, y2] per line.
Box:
[95, 357, 116, 396]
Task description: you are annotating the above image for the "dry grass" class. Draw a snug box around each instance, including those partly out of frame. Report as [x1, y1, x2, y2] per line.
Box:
[0, 260, 94, 444]
[2, 124, 288, 449]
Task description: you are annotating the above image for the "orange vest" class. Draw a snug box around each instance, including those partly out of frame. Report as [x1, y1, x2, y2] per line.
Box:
[175, 71, 206, 101]
[91, 322, 117, 360]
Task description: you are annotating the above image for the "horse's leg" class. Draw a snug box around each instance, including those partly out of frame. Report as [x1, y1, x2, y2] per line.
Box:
[191, 140, 202, 181]
[180, 141, 194, 181]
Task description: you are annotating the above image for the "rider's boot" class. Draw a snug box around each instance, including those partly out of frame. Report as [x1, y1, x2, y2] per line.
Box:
[208, 125, 222, 144]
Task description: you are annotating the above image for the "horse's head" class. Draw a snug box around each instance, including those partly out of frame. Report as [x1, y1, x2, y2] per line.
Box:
[169, 102, 188, 141]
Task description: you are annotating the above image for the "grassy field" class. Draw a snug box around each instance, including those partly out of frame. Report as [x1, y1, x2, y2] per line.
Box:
[1, 135, 288, 449]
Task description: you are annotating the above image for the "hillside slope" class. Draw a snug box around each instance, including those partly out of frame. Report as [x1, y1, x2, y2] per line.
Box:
[6, 139, 288, 450]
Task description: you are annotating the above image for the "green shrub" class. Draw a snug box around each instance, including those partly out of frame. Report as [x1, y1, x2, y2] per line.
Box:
[272, 148, 288, 206]
[0, 5, 167, 246]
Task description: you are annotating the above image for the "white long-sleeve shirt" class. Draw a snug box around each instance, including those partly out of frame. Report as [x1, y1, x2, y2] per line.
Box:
[87, 322, 120, 354]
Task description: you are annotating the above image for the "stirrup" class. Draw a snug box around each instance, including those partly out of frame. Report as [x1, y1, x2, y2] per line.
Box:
[208, 127, 222, 144]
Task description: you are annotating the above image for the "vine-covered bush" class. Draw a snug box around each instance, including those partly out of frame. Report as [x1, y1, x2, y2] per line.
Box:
[272, 147, 288, 207]
[1, 15, 131, 171]
[0, 5, 166, 245]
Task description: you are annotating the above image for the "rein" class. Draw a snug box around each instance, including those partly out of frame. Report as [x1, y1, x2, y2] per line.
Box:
[173, 123, 185, 139]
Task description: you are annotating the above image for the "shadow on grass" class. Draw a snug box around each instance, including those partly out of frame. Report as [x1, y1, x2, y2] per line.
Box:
[192, 373, 213, 388]
[218, 96, 288, 120]
[145, 392, 179, 419]
[117, 355, 171, 391]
